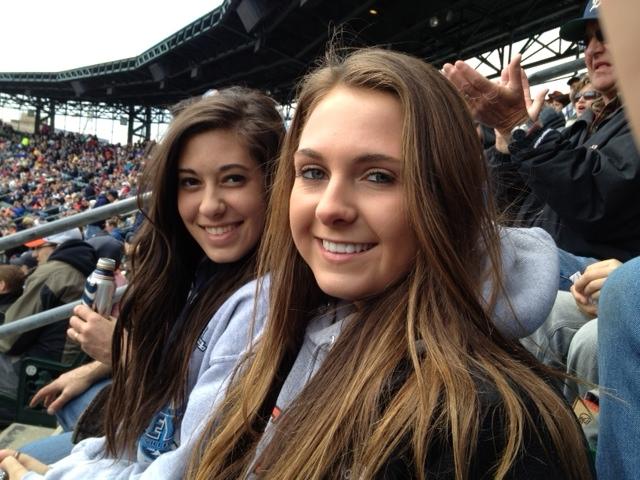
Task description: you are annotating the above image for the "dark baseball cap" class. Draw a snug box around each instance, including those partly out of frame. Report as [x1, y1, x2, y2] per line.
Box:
[560, 0, 600, 42]
[87, 235, 124, 268]
[10, 251, 38, 269]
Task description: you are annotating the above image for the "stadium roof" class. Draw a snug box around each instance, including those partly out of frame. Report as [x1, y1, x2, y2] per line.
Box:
[0, 0, 584, 108]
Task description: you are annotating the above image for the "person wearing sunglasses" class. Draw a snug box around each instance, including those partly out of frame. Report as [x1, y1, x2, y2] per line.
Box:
[443, 0, 640, 278]
[570, 77, 602, 119]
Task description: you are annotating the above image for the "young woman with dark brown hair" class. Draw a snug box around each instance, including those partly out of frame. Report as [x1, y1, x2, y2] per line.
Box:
[0, 87, 284, 479]
[190, 49, 593, 479]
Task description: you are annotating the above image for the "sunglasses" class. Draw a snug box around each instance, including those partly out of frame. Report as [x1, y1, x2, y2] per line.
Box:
[577, 29, 605, 49]
[574, 90, 601, 101]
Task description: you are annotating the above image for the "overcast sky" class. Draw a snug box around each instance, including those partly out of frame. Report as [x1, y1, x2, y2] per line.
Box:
[0, 0, 223, 72]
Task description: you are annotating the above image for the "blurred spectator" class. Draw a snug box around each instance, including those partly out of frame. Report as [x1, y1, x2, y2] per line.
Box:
[571, 76, 602, 119]
[547, 90, 571, 114]
[563, 75, 582, 122]
[104, 217, 126, 242]
[0, 265, 26, 322]
[0, 124, 145, 237]
[9, 250, 38, 276]
[522, 258, 622, 403]
[0, 228, 96, 402]
[443, 0, 640, 281]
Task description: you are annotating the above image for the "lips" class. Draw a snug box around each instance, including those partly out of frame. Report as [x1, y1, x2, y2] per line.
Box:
[592, 61, 610, 71]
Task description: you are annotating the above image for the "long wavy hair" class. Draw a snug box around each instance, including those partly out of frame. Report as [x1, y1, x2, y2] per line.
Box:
[191, 50, 591, 479]
[104, 87, 284, 456]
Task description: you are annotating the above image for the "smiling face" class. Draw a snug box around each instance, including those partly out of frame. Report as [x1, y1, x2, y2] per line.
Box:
[584, 20, 617, 102]
[177, 129, 266, 264]
[289, 86, 418, 301]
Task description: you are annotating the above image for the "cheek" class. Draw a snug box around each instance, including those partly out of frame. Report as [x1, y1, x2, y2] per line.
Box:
[289, 185, 315, 247]
[369, 197, 417, 260]
[176, 192, 194, 224]
[239, 185, 268, 229]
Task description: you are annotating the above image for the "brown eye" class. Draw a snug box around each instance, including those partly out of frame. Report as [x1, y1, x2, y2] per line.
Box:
[222, 174, 246, 185]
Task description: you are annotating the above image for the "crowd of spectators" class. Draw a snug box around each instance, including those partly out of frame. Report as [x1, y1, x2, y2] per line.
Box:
[0, 0, 639, 478]
[0, 121, 147, 237]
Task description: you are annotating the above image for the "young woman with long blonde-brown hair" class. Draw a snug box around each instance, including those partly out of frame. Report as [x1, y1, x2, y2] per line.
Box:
[190, 49, 593, 479]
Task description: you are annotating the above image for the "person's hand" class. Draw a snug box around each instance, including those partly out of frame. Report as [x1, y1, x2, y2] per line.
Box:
[0, 450, 49, 478]
[29, 362, 102, 414]
[68, 304, 116, 364]
[570, 259, 623, 317]
[442, 54, 548, 133]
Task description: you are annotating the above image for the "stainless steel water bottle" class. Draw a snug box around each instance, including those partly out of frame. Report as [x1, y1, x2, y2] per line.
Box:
[82, 257, 116, 315]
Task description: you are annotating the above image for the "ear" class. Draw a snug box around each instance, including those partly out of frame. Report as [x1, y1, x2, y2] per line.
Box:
[0, 280, 7, 293]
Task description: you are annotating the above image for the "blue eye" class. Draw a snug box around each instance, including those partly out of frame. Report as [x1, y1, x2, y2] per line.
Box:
[366, 170, 394, 184]
[300, 167, 326, 180]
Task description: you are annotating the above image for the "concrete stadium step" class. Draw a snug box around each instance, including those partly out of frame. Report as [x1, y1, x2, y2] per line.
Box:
[0, 423, 58, 450]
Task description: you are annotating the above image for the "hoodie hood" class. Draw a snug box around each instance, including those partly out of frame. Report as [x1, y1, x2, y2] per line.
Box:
[483, 227, 559, 338]
[304, 227, 558, 343]
[49, 239, 98, 277]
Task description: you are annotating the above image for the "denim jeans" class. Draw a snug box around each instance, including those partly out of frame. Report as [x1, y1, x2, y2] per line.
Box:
[596, 256, 640, 479]
[19, 431, 75, 465]
[557, 248, 597, 291]
[55, 378, 111, 432]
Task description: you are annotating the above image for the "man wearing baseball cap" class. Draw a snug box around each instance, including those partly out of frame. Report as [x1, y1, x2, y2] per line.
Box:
[445, 4, 639, 476]
[0, 228, 97, 407]
[443, 0, 640, 266]
[24, 229, 84, 266]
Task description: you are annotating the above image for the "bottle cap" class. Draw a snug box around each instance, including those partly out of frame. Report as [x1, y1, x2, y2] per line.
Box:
[96, 257, 116, 271]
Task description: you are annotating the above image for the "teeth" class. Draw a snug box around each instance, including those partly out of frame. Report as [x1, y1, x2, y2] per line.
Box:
[205, 225, 236, 235]
[322, 240, 373, 254]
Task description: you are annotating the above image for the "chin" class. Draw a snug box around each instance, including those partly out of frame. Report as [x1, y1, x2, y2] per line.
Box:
[316, 280, 364, 301]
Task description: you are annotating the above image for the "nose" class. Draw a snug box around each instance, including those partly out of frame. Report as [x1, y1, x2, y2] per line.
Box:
[315, 176, 357, 226]
[199, 187, 226, 217]
[585, 35, 604, 57]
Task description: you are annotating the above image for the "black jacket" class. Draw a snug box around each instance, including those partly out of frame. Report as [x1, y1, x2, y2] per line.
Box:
[378, 380, 594, 479]
[488, 102, 640, 261]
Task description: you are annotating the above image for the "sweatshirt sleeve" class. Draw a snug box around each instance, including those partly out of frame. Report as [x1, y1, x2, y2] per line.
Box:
[25, 278, 268, 479]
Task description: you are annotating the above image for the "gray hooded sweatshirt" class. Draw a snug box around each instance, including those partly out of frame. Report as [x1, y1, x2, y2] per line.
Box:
[249, 226, 560, 473]
[26, 227, 558, 479]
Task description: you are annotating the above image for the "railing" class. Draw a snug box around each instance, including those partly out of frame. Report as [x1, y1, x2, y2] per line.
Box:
[0, 194, 146, 253]
[0, 286, 127, 337]
[0, 195, 145, 336]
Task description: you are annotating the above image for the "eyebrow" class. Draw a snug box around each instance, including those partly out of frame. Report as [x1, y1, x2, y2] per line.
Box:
[178, 163, 251, 174]
[294, 148, 400, 164]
